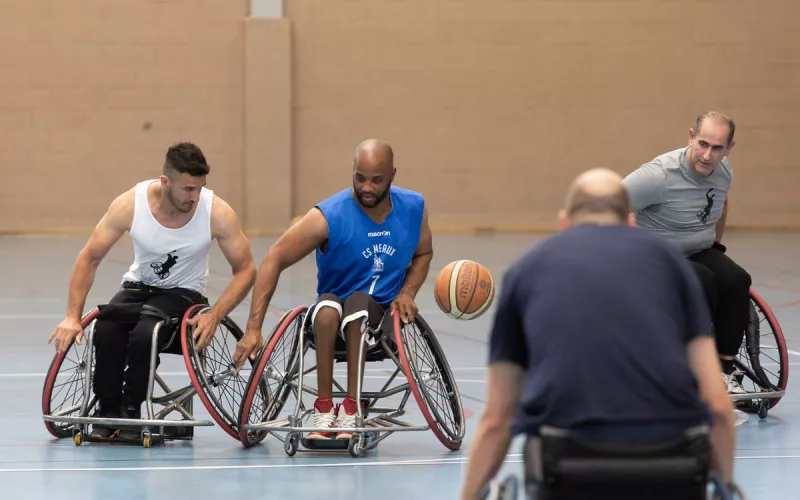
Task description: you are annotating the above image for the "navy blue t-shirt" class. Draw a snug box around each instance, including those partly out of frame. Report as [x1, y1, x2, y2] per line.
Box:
[489, 223, 714, 437]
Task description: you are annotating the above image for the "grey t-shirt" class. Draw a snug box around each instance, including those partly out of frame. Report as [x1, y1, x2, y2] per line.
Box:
[622, 147, 732, 256]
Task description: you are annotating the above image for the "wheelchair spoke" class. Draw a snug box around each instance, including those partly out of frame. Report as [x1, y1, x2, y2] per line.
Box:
[735, 294, 788, 411]
[246, 310, 303, 428]
[400, 319, 463, 442]
[187, 315, 255, 433]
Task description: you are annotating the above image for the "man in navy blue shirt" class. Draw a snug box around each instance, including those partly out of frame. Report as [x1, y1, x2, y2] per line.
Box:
[460, 168, 736, 499]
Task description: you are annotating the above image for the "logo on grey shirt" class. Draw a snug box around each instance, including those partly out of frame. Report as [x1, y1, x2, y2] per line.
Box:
[696, 189, 715, 224]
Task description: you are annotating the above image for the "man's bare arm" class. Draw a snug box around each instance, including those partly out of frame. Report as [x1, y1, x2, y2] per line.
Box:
[715, 199, 728, 243]
[460, 361, 524, 500]
[245, 208, 329, 334]
[209, 196, 257, 320]
[48, 190, 132, 352]
[687, 335, 736, 483]
[399, 205, 433, 299]
[66, 191, 133, 322]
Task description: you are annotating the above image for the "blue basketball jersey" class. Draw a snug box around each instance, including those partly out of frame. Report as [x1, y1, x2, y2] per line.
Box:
[314, 186, 425, 306]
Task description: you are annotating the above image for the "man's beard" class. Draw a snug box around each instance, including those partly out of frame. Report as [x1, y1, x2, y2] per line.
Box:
[354, 181, 391, 208]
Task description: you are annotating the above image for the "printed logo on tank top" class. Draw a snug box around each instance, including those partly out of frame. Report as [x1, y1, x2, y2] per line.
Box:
[150, 251, 179, 280]
[362, 243, 396, 273]
[695, 188, 715, 224]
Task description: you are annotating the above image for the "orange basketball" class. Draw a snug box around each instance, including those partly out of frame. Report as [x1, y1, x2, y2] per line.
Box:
[434, 260, 495, 320]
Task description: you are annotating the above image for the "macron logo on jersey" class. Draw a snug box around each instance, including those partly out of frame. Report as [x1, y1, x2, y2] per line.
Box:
[368, 230, 391, 237]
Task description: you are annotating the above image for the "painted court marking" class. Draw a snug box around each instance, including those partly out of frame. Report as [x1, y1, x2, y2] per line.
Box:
[0, 454, 797, 473]
[0, 456, 521, 473]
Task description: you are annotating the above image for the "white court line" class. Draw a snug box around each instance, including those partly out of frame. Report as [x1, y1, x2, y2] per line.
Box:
[0, 456, 522, 473]
[0, 372, 489, 384]
[0, 314, 64, 319]
[788, 350, 800, 357]
[0, 367, 488, 378]
[0, 454, 797, 473]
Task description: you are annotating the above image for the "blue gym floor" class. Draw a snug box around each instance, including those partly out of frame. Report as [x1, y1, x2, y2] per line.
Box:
[2, 231, 798, 499]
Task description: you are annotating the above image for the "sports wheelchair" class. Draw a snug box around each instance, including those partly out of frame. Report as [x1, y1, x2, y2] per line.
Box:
[41, 303, 267, 447]
[731, 289, 789, 419]
[236, 303, 465, 457]
[479, 425, 744, 500]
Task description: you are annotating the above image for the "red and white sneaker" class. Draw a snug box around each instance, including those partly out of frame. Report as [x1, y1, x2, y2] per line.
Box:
[306, 398, 337, 440]
[334, 398, 359, 440]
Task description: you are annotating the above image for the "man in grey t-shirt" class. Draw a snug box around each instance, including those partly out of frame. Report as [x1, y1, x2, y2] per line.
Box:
[623, 112, 751, 394]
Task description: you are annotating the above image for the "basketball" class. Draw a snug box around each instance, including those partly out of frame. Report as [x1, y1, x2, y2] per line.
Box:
[434, 260, 495, 320]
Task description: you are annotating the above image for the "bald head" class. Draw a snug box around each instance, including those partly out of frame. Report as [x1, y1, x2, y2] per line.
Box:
[352, 139, 396, 209]
[562, 168, 631, 224]
[354, 139, 394, 171]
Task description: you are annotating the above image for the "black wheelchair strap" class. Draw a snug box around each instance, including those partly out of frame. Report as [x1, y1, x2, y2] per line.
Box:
[95, 303, 178, 327]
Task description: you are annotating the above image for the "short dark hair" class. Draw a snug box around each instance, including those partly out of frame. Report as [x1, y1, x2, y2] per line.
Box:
[695, 111, 736, 146]
[566, 189, 631, 222]
[164, 142, 210, 178]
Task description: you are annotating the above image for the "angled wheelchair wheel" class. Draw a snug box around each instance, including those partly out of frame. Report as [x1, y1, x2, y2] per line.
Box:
[238, 306, 306, 447]
[735, 289, 789, 412]
[181, 304, 268, 440]
[41, 308, 100, 438]
[394, 312, 466, 450]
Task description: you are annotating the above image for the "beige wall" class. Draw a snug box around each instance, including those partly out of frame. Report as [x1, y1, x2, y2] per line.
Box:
[0, 0, 249, 232]
[1, 0, 798, 234]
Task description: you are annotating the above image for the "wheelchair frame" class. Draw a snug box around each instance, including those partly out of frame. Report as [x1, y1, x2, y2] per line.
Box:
[41, 303, 258, 447]
[730, 288, 789, 420]
[237, 304, 466, 457]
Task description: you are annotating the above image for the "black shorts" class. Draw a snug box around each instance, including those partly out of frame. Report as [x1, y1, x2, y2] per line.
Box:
[312, 291, 386, 342]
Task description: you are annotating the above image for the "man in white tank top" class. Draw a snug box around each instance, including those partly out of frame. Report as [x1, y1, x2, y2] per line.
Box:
[47, 142, 258, 439]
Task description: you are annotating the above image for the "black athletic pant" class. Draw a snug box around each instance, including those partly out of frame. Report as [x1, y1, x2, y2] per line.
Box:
[688, 244, 752, 358]
[92, 281, 208, 415]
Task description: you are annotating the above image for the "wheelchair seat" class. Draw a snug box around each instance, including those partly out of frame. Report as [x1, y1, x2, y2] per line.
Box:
[528, 425, 711, 500]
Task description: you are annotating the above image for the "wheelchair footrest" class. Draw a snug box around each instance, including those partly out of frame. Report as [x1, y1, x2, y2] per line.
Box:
[43, 415, 215, 427]
[83, 433, 162, 445]
[301, 438, 351, 450]
[730, 390, 785, 402]
[301, 432, 378, 450]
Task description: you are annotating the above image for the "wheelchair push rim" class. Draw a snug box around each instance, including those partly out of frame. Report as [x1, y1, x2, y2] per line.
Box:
[181, 304, 262, 440]
[237, 305, 306, 448]
[735, 289, 789, 411]
[42, 308, 100, 439]
[394, 312, 466, 450]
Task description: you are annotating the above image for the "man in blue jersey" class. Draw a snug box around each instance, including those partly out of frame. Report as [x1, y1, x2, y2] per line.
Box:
[240, 139, 433, 440]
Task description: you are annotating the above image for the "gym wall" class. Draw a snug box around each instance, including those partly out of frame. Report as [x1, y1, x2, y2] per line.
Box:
[1, 0, 797, 235]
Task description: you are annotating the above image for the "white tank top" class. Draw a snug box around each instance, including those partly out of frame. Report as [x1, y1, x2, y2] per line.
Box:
[121, 180, 214, 295]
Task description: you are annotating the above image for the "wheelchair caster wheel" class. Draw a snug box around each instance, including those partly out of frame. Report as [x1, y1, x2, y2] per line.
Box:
[348, 435, 364, 458]
[759, 402, 769, 420]
[285, 433, 298, 457]
[142, 433, 152, 448]
[73, 431, 82, 447]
